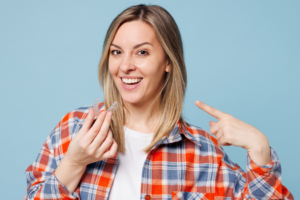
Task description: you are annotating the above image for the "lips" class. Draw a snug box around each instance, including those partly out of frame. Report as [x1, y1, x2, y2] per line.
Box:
[120, 77, 143, 90]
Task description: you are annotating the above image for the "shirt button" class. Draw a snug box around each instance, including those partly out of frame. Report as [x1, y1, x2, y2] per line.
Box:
[145, 194, 151, 200]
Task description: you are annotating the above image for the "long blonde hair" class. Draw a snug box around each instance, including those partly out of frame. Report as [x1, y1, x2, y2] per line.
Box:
[98, 4, 187, 153]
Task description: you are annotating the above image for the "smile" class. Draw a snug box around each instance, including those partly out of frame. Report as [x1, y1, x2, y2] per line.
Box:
[121, 78, 143, 85]
[120, 77, 143, 90]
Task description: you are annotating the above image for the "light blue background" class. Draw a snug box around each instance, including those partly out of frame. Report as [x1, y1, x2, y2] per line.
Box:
[0, 0, 299, 199]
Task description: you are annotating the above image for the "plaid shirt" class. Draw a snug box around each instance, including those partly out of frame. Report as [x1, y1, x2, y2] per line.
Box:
[24, 103, 294, 200]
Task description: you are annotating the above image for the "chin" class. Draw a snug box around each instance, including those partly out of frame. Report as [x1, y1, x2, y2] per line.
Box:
[122, 97, 142, 105]
[120, 93, 145, 105]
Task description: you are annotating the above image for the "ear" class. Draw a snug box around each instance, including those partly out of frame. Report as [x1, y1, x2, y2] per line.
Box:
[165, 60, 171, 72]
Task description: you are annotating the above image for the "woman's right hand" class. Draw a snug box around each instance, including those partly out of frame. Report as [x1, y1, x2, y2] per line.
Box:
[64, 107, 118, 168]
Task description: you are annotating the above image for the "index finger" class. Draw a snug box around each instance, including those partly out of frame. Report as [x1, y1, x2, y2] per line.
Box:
[80, 107, 96, 132]
[84, 111, 107, 144]
[195, 100, 226, 120]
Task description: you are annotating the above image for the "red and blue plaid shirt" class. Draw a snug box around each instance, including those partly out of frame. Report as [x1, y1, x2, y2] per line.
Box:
[24, 103, 294, 200]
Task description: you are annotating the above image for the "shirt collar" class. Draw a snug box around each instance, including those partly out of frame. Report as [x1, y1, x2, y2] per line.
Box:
[151, 121, 202, 150]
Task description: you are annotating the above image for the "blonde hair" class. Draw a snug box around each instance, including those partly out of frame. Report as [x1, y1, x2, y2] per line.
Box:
[98, 4, 187, 153]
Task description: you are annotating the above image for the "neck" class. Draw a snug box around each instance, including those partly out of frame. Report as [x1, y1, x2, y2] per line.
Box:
[123, 97, 161, 133]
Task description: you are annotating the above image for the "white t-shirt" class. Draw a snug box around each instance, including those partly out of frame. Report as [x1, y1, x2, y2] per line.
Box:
[108, 126, 154, 200]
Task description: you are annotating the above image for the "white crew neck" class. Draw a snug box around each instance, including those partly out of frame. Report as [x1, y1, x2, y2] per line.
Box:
[123, 126, 154, 140]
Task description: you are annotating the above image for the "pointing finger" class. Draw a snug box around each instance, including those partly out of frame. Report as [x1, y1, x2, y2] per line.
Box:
[195, 100, 226, 120]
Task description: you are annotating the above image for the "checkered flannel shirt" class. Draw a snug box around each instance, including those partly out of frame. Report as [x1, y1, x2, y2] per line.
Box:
[24, 103, 294, 200]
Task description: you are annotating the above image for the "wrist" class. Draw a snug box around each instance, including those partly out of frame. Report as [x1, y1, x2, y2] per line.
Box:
[246, 131, 269, 152]
[55, 155, 87, 193]
[248, 140, 271, 166]
[246, 133, 271, 166]
[63, 153, 87, 171]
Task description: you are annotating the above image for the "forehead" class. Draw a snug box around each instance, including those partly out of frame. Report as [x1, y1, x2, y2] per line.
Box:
[112, 20, 158, 45]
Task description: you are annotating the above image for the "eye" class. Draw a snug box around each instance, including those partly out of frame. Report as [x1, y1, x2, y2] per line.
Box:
[111, 50, 121, 55]
[137, 50, 148, 55]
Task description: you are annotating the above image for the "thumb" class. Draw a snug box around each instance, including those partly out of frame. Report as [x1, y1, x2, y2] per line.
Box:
[209, 121, 217, 127]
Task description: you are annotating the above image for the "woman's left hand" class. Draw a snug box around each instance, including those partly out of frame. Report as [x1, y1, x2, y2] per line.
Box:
[195, 100, 272, 166]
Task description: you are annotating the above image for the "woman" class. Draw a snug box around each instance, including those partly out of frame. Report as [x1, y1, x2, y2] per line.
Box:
[24, 4, 294, 200]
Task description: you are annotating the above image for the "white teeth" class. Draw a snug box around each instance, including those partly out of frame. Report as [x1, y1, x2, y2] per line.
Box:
[122, 78, 142, 84]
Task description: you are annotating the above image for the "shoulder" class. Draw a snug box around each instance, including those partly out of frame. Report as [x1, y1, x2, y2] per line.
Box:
[46, 103, 105, 151]
[183, 121, 221, 149]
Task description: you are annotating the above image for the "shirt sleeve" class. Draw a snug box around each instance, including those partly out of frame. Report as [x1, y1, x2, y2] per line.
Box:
[23, 116, 81, 200]
[243, 147, 294, 200]
[216, 146, 294, 200]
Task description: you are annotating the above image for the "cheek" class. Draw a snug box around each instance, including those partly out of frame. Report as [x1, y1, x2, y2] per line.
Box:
[108, 60, 118, 76]
[140, 58, 163, 74]
[143, 62, 166, 79]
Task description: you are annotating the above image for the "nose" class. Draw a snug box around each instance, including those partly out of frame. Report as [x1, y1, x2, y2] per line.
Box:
[119, 53, 136, 73]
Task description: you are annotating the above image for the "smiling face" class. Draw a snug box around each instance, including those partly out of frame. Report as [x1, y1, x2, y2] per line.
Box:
[108, 20, 170, 106]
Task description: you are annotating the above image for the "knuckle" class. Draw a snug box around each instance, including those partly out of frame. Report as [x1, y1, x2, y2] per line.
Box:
[222, 119, 230, 126]
[93, 127, 101, 134]
[87, 148, 95, 156]
[219, 139, 225, 146]
[106, 131, 113, 139]
[98, 112, 105, 120]
[79, 142, 87, 151]
[113, 143, 118, 152]
[210, 128, 217, 135]
[224, 133, 232, 141]
[96, 151, 104, 159]
[224, 113, 233, 120]
[209, 106, 215, 113]
[107, 143, 117, 157]
[106, 137, 113, 145]
[99, 130, 107, 138]
[223, 125, 231, 132]
[108, 150, 115, 158]
[113, 141, 118, 148]
[105, 115, 112, 122]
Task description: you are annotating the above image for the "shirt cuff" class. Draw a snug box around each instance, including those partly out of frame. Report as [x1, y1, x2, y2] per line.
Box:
[53, 171, 80, 199]
[246, 146, 280, 175]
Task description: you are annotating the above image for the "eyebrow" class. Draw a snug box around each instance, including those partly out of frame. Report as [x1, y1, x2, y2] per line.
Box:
[110, 42, 152, 49]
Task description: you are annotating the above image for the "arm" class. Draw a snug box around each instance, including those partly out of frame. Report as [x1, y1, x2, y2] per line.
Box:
[24, 107, 117, 199]
[195, 101, 294, 199]
[245, 147, 293, 199]
[215, 145, 294, 199]
[24, 137, 81, 200]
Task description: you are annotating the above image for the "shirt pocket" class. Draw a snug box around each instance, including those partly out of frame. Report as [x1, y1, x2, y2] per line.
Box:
[172, 191, 230, 200]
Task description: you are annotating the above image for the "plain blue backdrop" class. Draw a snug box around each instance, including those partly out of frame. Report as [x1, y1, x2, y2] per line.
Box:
[0, 0, 299, 199]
